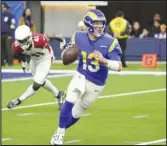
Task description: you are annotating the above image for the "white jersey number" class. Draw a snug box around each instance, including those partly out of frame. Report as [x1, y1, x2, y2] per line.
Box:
[34, 36, 39, 42]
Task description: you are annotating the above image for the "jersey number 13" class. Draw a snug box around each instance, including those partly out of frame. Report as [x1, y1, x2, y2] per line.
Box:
[81, 51, 100, 72]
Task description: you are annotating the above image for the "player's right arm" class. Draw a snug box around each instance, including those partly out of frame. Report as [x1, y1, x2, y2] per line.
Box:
[106, 39, 122, 71]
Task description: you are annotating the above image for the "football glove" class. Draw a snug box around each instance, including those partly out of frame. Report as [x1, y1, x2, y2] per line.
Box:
[60, 38, 66, 50]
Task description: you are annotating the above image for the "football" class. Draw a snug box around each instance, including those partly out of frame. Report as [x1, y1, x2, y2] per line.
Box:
[62, 44, 79, 65]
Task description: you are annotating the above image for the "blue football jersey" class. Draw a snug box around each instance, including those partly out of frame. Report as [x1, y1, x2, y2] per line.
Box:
[70, 31, 122, 86]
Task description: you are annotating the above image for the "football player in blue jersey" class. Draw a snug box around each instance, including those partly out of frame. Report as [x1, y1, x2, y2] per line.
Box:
[51, 9, 122, 145]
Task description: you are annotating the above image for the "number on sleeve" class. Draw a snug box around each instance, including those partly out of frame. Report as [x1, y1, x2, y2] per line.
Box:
[34, 36, 39, 42]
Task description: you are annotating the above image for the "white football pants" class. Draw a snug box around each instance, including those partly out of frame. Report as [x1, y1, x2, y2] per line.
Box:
[66, 71, 105, 118]
[30, 56, 51, 85]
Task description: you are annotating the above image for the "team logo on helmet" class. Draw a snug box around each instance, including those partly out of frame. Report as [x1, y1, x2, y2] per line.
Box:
[83, 9, 106, 37]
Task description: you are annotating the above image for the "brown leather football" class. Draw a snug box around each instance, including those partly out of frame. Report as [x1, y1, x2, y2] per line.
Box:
[62, 44, 79, 65]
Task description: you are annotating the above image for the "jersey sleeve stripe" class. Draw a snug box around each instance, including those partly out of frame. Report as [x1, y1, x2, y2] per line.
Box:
[108, 39, 118, 52]
[71, 32, 76, 44]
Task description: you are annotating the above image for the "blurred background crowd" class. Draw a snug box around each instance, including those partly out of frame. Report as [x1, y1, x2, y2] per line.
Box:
[129, 13, 166, 39]
[1, 1, 166, 67]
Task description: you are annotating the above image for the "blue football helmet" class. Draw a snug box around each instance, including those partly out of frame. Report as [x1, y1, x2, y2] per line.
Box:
[83, 9, 106, 37]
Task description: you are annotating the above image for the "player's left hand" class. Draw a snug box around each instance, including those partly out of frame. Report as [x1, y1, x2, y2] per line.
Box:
[53, 36, 66, 50]
[93, 50, 107, 65]
[60, 38, 66, 50]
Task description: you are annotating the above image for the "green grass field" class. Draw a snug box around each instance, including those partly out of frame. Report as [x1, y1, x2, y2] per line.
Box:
[2, 63, 166, 145]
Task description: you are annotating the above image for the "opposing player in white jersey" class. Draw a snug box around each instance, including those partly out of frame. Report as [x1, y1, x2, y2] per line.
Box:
[7, 25, 66, 110]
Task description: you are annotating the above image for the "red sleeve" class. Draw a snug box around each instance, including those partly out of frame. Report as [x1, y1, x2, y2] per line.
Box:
[43, 35, 52, 53]
[32, 33, 47, 47]
[42, 34, 49, 47]
[12, 41, 23, 53]
[33, 33, 51, 52]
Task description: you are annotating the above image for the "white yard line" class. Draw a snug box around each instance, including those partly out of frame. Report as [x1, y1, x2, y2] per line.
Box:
[64, 140, 82, 144]
[2, 74, 73, 82]
[2, 102, 58, 111]
[81, 113, 91, 117]
[133, 115, 148, 119]
[16, 113, 34, 116]
[2, 138, 12, 142]
[2, 69, 75, 73]
[2, 88, 166, 111]
[99, 88, 166, 99]
[2, 70, 166, 83]
[135, 138, 166, 145]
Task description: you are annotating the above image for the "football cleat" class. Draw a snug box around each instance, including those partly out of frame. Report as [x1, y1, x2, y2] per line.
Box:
[7, 98, 22, 109]
[56, 91, 66, 111]
[51, 128, 65, 145]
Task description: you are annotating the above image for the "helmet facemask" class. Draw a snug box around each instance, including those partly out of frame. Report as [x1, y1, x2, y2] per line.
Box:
[17, 33, 32, 50]
[92, 20, 106, 37]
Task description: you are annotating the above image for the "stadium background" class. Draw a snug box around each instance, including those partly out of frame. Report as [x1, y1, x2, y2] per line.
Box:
[2, 1, 166, 61]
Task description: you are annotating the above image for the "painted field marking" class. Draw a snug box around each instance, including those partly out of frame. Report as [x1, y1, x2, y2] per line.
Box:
[133, 115, 148, 119]
[2, 88, 166, 111]
[2, 70, 166, 83]
[2, 74, 72, 83]
[2, 102, 58, 111]
[2, 138, 12, 142]
[81, 113, 91, 117]
[135, 138, 166, 145]
[16, 113, 34, 116]
[99, 88, 166, 99]
[64, 140, 82, 144]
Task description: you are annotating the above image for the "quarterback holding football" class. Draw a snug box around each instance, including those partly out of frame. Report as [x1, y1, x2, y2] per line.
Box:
[51, 9, 122, 145]
[7, 25, 66, 110]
